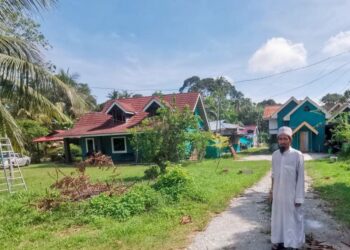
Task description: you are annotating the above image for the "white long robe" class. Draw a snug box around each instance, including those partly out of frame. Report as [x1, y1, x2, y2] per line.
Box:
[271, 147, 305, 248]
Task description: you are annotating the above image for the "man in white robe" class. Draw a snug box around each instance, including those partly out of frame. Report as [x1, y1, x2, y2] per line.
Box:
[270, 126, 305, 250]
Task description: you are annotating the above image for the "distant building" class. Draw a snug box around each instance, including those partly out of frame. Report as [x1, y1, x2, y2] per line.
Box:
[264, 97, 331, 152]
[209, 120, 244, 152]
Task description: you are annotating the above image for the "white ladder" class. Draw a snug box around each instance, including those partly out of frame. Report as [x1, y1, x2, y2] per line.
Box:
[0, 138, 27, 193]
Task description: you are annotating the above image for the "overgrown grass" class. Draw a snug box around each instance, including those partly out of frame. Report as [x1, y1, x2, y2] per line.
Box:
[0, 159, 269, 250]
[236, 146, 270, 158]
[306, 159, 350, 227]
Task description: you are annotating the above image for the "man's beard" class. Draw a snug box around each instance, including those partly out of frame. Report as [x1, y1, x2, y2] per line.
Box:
[279, 145, 287, 153]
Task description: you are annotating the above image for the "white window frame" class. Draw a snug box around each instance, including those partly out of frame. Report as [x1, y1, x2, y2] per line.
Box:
[85, 138, 95, 152]
[143, 99, 163, 112]
[111, 136, 127, 153]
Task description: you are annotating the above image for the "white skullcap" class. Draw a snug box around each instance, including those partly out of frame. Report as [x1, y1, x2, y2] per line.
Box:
[278, 126, 293, 138]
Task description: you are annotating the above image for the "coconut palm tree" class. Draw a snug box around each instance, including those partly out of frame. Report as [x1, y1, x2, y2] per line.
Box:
[0, 0, 86, 149]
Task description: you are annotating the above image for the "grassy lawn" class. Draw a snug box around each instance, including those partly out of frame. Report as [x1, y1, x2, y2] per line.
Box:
[306, 159, 350, 227]
[0, 159, 269, 250]
[236, 146, 270, 158]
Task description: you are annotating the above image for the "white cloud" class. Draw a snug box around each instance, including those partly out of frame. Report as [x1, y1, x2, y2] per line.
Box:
[323, 31, 350, 55]
[248, 37, 307, 74]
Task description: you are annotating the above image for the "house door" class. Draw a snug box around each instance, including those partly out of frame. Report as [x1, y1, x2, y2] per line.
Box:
[300, 131, 309, 152]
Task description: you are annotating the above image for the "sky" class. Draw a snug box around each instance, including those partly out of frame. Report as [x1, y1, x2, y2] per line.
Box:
[37, 0, 350, 104]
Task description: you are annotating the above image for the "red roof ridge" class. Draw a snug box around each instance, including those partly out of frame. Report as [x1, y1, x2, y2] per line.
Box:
[63, 92, 202, 137]
[263, 105, 282, 119]
[110, 92, 200, 101]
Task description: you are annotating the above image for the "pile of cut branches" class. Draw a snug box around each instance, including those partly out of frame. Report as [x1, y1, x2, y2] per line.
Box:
[76, 152, 115, 170]
[50, 168, 131, 201]
[37, 166, 135, 211]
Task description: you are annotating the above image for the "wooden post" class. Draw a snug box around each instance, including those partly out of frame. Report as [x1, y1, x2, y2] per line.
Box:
[64, 138, 72, 163]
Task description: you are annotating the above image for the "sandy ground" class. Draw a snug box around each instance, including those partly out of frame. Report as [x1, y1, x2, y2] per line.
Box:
[187, 172, 350, 250]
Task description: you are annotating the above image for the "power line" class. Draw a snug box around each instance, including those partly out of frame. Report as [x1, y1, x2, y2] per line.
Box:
[90, 86, 179, 92]
[315, 68, 350, 100]
[86, 51, 350, 98]
[267, 61, 350, 99]
[235, 50, 350, 84]
[88, 50, 350, 95]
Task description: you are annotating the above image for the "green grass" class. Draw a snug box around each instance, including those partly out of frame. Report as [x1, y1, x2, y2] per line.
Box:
[306, 159, 350, 227]
[236, 146, 270, 158]
[0, 159, 269, 250]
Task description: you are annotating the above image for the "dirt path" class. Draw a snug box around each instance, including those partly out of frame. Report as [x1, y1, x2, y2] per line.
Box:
[188, 172, 350, 250]
[237, 153, 329, 162]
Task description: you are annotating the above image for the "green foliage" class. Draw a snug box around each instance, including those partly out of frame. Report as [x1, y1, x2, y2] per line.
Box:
[0, 0, 87, 150]
[331, 113, 350, 145]
[106, 90, 137, 100]
[179, 76, 243, 99]
[88, 185, 160, 221]
[307, 160, 350, 227]
[17, 119, 49, 157]
[189, 130, 212, 160]
[258, 131, 269, 144]
[205, 133, 230, 158]
[47, 144, 81, 161]
[321, 93, 345, 110]
[0, 1, 51, 50]
[144, 165, 160, 180]
[52, 69, 96, 117]
[130, 102, 199, 172]
[0, 160, 270, 249]
[153, 166, 201, 201]
[179, 75, 266, 132]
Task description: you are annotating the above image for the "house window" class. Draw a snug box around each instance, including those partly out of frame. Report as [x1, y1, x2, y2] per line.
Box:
[144, 100, 162, 117]
[304, 106, 310, 112]
[108, 104, 126, 124]
[145, 102, 161, 116]
[111, 137, 127, 153]
[85, 138, 95, 154]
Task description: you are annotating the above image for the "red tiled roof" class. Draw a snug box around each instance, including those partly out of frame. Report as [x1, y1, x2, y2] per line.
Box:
[33, 130, 65, 143]
[263, 105, 282, 119]
[61, 92, 201, 137]
[102, 92, 199, 113]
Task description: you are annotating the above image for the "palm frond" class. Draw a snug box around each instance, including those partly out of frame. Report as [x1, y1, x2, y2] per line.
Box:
[0, 79, 72, 122]
[0, 35, 42, 62]
[0, 100, 24, 151]
[0, 0, 57, 22]
[0, 52, 88, 115]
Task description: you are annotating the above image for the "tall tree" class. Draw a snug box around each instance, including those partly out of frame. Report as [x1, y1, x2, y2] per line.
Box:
[257, 99, 278, 107]
[54, 69, 96, 117]
[0, 0, 86, 149]
[179, 75, 243, 99]
[107, 90, 134, 100]
[179, 76, 243, 123]
[321, 93, 345, 110]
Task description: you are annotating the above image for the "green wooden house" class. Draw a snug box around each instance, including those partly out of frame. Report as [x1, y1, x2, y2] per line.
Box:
[60, 93, 209, 163]
[264, 97, 331, 152]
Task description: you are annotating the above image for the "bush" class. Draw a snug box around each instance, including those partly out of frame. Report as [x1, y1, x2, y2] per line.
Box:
[17, 119, 49, 158]
[88, 185, 160, 221]
[144, 166, 160, 179]
[47, 144, 81, 162]
[70, 144, 82, 158]
[153, 166, 201, 201]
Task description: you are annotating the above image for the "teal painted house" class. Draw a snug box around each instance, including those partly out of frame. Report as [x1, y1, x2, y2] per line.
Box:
[61, 93, 209, 163]
[264, 97, 331, 153]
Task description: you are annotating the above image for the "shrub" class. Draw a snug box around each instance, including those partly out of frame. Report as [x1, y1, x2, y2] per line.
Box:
[153, 166, 195, 201]
[88, 185, 160, 221]
[47, 145, 64, 161]
[144, 166, 160, 179]
[70, 144, 82, 158]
